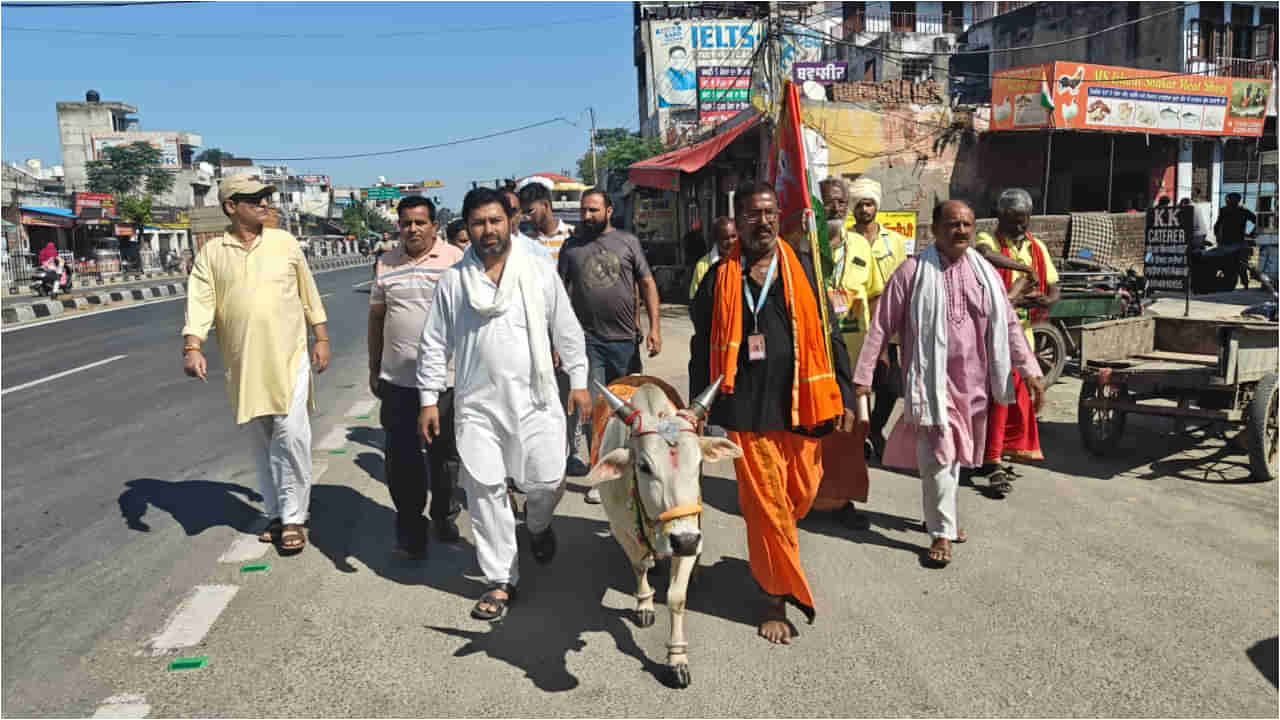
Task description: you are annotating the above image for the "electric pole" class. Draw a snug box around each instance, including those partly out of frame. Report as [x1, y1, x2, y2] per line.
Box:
[588, 106, 600, 187]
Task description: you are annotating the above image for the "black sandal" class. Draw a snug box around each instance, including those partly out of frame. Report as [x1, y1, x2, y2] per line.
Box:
[471, 583, 517, 621]
[988, 468, 1013, 498]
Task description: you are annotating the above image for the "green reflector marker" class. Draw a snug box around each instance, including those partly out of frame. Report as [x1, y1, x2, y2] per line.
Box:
[168, 656, 208, 671]
[355, 414, 370, 420]
[328, 449, 347, 455]
[240, 563, 270, 573]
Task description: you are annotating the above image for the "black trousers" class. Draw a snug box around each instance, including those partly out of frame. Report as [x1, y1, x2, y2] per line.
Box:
[378, 381, 458, 551]
[870, 344, 901, 442]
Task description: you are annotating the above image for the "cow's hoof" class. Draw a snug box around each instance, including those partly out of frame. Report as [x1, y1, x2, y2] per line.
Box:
[664, 663, 691, 689]
[635, 609, 656, 627]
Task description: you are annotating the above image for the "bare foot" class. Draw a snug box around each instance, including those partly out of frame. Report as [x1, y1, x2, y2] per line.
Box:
[925, 537, 952, 567]
[758, 598, 795, 645]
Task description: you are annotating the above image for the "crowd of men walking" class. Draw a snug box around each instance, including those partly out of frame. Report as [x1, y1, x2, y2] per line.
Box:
[182, 170, 1062, 645]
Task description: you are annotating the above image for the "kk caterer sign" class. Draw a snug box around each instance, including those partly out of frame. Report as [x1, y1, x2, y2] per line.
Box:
[1144, 206, 1193, 293]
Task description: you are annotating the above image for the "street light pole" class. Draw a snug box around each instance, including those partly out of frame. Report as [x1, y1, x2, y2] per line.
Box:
[588, 106, 600, 187]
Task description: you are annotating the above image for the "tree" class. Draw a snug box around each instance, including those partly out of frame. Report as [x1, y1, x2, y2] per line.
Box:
[342, 204, 367, 238]
[576, 129, 666, 185]
[195, 148, 234, 175]
[86, 142, 175, 198]
[116, 195, 153, 226]
[341, 199, 394, 237]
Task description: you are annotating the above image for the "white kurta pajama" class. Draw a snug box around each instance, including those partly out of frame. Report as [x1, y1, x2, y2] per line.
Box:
[417, 243, 587, 587]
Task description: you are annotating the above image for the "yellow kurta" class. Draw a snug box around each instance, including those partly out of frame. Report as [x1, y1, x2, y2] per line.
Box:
[688, 250, 716, 300]
[975, 231, 1060, 346]
[829, 228, 885, 364]
[182, 228, 328, 424]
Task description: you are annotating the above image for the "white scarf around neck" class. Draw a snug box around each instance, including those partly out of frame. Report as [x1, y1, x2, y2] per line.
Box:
[905, 245, 1014, 430]
[459, 240, 558, 407]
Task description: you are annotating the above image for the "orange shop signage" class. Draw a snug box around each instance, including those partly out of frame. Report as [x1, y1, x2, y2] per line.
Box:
[991, 62, 1269, 137]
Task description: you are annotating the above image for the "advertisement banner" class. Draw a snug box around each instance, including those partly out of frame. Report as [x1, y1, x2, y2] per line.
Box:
[1144, 206, 1193, 294]
[21, 212, 74, 229]
[91, 133, 182, 169]
[875, 211, 918, 255]
[299, 174, 330, 185]
[793, 61, 848, 85]
[697, 66, 753, 123]
[992, 62, 1270, 137]
[73, 192, 115, 216]
[114, 224, 136, 237]
[650, 19, 762, 109]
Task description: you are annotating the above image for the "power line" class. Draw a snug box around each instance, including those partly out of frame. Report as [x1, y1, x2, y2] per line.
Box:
[1, 14, 621, 39]
[250, 117, 573, 162]
[1, 1, 201, 6]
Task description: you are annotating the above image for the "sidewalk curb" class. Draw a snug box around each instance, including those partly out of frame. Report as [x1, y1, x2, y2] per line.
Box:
[1, 258, 369, 327]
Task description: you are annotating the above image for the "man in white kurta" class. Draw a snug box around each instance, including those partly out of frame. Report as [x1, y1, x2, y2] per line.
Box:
[418, 188, 588, 619]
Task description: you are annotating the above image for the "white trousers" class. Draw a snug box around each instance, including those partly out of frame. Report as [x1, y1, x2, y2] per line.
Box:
[458, 411, 566, 587]
[916, 437, 961, 541]
[246, 356, 312, 526]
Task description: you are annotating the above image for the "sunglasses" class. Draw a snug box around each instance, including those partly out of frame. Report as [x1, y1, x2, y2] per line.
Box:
[232, 194, 273, 206]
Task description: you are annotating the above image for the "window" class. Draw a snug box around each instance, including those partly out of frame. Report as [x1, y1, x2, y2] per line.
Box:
[901, 57, 933, 83]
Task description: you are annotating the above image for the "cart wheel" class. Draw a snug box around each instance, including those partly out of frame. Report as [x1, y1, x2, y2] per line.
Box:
[1246, 373, 1278, 482]
[1032, 322, 1067, 388]
[1078, 380, 1127, 455]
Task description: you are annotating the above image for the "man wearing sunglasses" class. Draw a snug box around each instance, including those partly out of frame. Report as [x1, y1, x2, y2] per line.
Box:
[182, 176, 331, 555]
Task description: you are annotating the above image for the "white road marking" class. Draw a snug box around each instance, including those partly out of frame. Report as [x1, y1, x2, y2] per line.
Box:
[313, 460, 330, 480]
[320, 293, 333, 298]
[347, 399, 377, 417]
[0, 295, 185, 334]
[217, 535, 269, 564]
[316, 425, 348, 450]
[351, 279, 373, 288]
[92, 694, 150, 718]
[1, 354, 128, 396]
[146, 585, 239, 656]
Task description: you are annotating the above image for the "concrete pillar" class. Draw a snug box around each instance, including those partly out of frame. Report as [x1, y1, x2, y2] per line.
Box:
[1210, 140, 1224, 233]
[1177, 139, 1194, 203]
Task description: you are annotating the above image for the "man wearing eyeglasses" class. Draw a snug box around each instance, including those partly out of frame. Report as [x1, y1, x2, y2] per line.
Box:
[182, 176, 331, 555]
[689, 181, 858, 646]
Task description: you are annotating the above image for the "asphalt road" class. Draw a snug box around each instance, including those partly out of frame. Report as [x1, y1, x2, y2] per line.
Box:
[2, 272, 1276, 717]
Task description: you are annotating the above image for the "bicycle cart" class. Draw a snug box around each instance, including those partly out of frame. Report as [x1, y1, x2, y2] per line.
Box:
[1076, 314, 1279, 482]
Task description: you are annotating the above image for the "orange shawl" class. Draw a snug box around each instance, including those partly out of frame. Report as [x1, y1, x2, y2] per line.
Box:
[710, 239, 843, 430]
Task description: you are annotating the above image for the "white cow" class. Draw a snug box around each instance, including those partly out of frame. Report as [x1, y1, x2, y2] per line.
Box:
[584, 376, 741, 688]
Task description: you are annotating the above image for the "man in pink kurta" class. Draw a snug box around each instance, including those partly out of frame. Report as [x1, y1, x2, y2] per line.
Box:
[854, 200, 1044, 567]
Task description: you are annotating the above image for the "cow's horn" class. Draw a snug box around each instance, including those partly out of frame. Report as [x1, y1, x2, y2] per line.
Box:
[688, 376, 723, 420]
[594, 380, 638, 425]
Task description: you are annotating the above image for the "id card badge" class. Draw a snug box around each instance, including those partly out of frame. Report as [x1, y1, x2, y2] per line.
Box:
[747, 333, 766, 361]
[828, 288, 850, 316]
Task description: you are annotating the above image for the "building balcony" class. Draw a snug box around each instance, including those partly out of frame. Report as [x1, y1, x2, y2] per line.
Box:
[1185, 56, 1276, 80]
[843, 11, 964, 36]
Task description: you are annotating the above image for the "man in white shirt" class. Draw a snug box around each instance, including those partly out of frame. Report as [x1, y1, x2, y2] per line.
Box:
[418, 188, 589, 621]
[503, 188, 553, 266]
[517, 180, 573, 261]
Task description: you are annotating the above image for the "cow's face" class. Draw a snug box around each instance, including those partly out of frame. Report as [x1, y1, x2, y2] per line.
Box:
[589, 407, 741, 557]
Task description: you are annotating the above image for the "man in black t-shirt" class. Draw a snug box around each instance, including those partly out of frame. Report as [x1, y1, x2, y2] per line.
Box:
[1214, 193, 1258, 289]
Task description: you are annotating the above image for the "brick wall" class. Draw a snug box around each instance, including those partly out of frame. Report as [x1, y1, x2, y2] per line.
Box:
[924, 213, 1148, 272]
[831, 80, 946, 105]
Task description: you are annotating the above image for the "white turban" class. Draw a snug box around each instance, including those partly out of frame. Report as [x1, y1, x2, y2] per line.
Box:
[849, 178, 882, 209]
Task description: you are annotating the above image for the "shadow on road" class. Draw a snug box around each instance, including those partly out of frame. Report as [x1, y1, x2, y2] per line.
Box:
[1033, 416, 1254, 481]
[353, 451, 386, 487]
[117, 478, 263, 534]
[1247, 636, 1278, 688]
[346, 425, 383, 452]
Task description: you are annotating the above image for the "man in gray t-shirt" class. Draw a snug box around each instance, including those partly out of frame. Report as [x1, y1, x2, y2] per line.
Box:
[557, 189, 662, 498]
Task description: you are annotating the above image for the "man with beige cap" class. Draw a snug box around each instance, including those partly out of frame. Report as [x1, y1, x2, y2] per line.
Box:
[181, 176, 331, 554]
[845, 177, 909, 459]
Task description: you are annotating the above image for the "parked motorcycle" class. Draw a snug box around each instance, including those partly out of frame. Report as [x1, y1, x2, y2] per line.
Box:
[30, 261, 73, 299]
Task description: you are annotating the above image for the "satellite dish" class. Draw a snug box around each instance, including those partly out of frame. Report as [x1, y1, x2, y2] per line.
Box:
[802, 81, 826, 101]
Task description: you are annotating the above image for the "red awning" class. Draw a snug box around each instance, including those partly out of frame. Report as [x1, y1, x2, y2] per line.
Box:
[628, 114, 761, 192]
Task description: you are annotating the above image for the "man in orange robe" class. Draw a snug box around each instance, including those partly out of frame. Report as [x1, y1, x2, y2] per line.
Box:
[689, 182, 858, 644]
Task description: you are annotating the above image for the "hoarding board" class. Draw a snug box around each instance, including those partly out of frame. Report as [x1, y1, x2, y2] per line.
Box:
[73, 192, 115, 215]
[992, 62, 1270, 137]
[875, 211, 918, 255]
[299, 174, 330, 185]
[650, 19, 763, 109]
[697, 66, 753, 123]
[91, 133, 182, 169]
[792, 61, 848, 85]
[1144, 206, 1193, 294]
[422, 179, 445, 188]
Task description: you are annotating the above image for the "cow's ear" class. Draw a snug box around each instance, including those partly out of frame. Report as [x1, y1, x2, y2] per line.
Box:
[699, 437, 743, 462]
[585, 447, 632, 487]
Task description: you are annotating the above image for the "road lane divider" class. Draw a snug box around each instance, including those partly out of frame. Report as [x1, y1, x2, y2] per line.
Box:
[217, 535, 270, 564]
[91, 693, 151, 718]
[2, 354, 128, 396]
[347, 399, 377, 418]
[145, 585, 238, 656]
[316, 425, 348, 451]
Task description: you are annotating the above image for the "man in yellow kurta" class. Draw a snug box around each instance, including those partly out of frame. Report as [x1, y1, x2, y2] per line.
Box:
[182, 176, 330, 554]
[845, 178, 910, 459]
[814, 177, 883, 529]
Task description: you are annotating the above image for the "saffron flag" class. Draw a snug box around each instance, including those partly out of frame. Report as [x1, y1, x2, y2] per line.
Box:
[768, 79, 833, 363]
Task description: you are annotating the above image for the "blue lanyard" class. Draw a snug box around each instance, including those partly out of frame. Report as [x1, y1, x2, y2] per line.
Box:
[742, 252, 778, 332]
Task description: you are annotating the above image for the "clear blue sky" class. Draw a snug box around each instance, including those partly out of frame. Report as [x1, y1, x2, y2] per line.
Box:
[1, 1, 639, 210]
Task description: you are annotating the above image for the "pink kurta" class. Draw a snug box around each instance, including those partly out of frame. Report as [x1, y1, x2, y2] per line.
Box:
[853, 254, 1040, 469]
